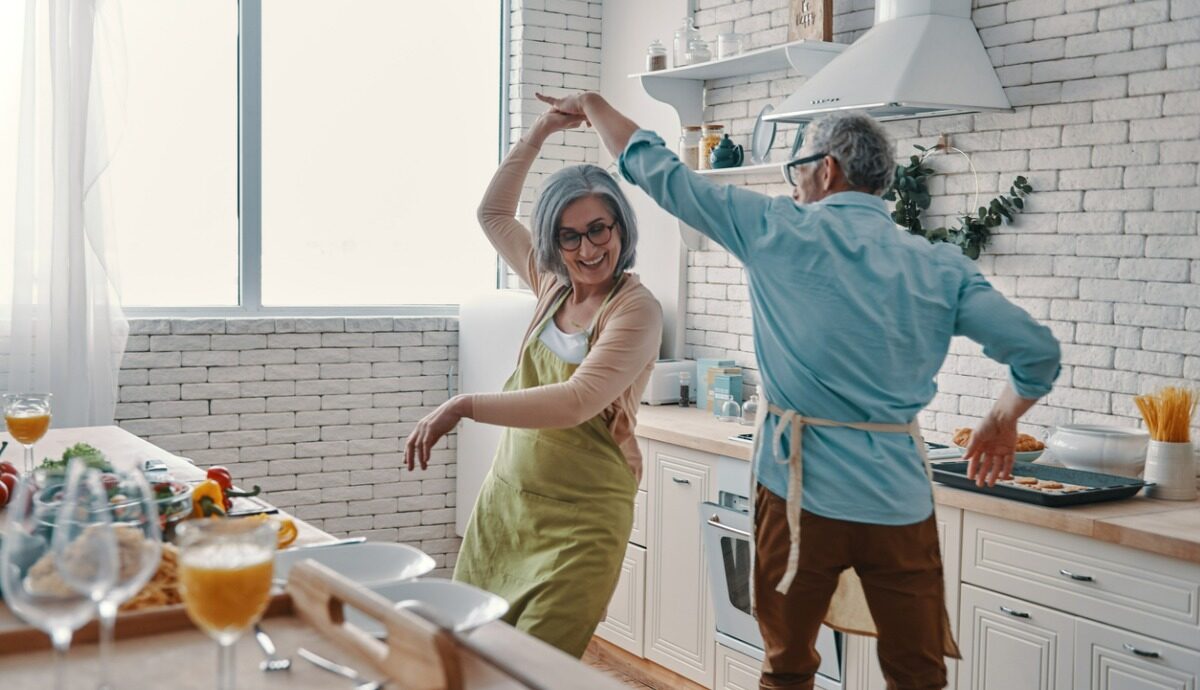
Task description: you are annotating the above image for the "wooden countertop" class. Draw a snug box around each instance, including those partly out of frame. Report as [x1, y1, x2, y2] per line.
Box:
[635, 404, 1200, 565]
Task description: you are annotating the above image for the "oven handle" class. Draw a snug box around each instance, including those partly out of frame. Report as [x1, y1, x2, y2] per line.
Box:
[707, 514, 752, 539]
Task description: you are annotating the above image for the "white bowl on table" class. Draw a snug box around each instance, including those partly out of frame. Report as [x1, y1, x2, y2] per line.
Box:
[1045, 424, 1150, 478]
[274, 542, 435, 586]
[346, 578, 510, 637]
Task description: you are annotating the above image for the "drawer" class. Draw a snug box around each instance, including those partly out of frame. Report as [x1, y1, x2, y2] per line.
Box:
[962, 512, 1200, 646]
[1075, 616, 1200, 688]
[630, 489, 647, 547]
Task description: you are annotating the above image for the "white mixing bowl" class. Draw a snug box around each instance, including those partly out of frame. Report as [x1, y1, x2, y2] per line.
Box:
[1045, 425, 1150, 478]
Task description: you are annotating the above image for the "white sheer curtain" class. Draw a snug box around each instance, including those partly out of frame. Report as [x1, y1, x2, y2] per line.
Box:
[3, 0, 128, 427]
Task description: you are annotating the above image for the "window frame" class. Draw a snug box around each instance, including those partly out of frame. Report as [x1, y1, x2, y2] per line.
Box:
[124, 0, 509, 318]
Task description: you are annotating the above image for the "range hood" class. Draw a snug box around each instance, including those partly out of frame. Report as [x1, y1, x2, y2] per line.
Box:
[765, 0, 1010, 124]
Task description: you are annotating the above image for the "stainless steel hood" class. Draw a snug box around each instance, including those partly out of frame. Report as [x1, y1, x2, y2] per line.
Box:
[765, 0, 1010, 124]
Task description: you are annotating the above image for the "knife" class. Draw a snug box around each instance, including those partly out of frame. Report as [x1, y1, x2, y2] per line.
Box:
[282, 536, 366, 552]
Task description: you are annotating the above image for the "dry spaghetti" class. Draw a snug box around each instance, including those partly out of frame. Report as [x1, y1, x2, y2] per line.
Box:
[1134, 386, 1196, 443]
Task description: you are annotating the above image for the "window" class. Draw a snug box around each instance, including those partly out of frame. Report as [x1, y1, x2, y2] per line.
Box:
[55, 1, 503, 311]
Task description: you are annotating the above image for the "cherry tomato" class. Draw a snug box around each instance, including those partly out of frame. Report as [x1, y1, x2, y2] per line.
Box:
[206, 466, 233, 491]
[0, 481, 8, 508]
[0, 461, 17, 477]
[0, 472, 16, 496]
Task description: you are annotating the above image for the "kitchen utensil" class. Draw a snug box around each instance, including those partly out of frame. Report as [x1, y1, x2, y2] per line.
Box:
[710, 134, 744, 169]
[345, 578, 509, 639]
[1144, 441, 1196, 500]
[253, 623, 292, 672]
[298, 647, 386, 690]
[274, 541, 433, 588]
[1045, 425, 1149, 478]
[932, 460, 1149, 507]
[751, 105, 777, 164]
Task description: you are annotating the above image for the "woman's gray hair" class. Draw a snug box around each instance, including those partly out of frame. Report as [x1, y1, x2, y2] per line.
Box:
[532, 164, 638, 283]
[804, 112, 896, 195]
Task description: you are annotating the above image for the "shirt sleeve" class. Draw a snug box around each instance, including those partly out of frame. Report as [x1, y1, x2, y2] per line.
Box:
[476, 139, 543, 293]
[618, 129, 773, 263]
[954, 264, 1061, 399]
[470, 291, 663, 428]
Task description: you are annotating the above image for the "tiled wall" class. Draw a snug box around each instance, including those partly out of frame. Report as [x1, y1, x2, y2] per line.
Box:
[117, 317, 460, 574]
[684, 0, 1200, 443]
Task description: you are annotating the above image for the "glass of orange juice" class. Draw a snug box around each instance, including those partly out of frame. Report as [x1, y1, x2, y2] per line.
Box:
[4, 393, 52, 473]
[177, 519, 278, 690]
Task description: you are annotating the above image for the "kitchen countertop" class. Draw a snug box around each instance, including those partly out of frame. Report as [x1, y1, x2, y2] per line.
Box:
[635, 404, 1200, 565]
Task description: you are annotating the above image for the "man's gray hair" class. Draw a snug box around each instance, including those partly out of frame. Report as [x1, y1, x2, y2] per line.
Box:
[804, 112, 896, 195]
[532, 164, 638, 283]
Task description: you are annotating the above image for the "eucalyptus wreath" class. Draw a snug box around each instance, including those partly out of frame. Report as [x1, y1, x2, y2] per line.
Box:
[882, 144, 1034, 260]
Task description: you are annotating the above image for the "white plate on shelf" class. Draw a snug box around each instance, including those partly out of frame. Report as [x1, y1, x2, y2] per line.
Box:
[751, 104, 777, 165]
[274, 542, 434, 586]
[347, 578, 510, 637]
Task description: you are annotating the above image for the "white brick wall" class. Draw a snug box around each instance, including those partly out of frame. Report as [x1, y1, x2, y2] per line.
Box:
[119, 317, 461, 575]
[683, 0, 1200, 443]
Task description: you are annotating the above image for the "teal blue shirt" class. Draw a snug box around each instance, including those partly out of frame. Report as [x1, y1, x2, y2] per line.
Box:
[619, 129, 1061, 525]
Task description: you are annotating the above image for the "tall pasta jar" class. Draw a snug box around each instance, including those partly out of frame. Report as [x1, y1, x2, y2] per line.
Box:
[699, 124, 724, 171]
[679, 125, 703, 170]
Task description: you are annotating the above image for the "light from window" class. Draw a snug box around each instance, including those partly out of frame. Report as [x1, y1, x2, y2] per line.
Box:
[260, 0, 500, 306]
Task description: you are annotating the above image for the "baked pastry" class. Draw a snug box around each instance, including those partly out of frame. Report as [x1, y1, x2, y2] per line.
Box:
[952, 427, 1045, 452]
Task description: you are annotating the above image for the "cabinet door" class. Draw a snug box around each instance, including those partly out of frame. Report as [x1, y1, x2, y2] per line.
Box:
[716, 644, 761, 690]
[1076, 617, 1200, 690]
[645, 440, 717, 687]
[957, 584, 1074, 690]
[596, 543, 647, 657]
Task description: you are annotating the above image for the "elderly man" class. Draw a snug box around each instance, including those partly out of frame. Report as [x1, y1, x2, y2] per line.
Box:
[539, 92, 1060, 690]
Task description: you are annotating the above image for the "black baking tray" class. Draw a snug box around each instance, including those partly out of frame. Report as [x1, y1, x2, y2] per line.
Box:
[931, 460, 1149, 507]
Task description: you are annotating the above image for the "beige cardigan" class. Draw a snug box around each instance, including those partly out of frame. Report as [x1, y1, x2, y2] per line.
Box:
[469, 139, 662, 479]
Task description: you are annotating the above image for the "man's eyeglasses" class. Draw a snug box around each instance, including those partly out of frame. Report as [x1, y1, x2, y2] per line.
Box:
[783, 152, 830, 186]
[557, 221, 617, 251]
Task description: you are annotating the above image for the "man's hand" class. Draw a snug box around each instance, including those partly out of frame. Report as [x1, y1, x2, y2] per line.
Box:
[405, 395, 471, 471]
[526, 108, 588, 148]
[536, 91, 590, 119]
[962, 414, 1018, 487]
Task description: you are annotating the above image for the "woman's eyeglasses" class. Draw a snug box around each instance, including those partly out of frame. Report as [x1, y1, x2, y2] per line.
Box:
[557, 221, 617, 251]
[783, 152, 830, 186]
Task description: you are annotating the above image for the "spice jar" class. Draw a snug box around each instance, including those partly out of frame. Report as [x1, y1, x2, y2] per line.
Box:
[679, 125, 703, 170]
[673, 16, 700, 67]
[646, 39, 668, 72]
[685, 38, 712, 65]
[717, 32, 744, 60]
[678, 371, 691, 408]
[699, 124, 724, 171]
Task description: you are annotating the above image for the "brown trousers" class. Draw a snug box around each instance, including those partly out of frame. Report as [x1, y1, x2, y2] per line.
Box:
[754, 485, 949, 690]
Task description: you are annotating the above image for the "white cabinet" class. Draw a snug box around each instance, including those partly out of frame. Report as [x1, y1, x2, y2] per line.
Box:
[597, 543, 647, 657]
[716, 644, 761, 690]
[1075, 617, 1200, 690]
[645, 440, 718, 686]
[957, 584, 1075, 690]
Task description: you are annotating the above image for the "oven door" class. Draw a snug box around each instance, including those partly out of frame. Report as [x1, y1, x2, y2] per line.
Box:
[701, 501, 843, 684]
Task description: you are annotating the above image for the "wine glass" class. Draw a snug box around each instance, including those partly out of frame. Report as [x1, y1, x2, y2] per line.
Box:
[53, 458, 158, 690]
[177, 518, 278, 690]
[4, 393, 52, 473]
[0, 470, 107, 690]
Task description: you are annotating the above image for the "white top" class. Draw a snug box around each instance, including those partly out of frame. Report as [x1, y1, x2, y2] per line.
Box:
[539, 318, 589, 365]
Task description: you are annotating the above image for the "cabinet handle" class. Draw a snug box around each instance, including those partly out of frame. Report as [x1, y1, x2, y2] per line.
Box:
[999, 606, 1030, 619]
[1122, 643, 1161, 659]
[672, 477, 691, 485]
[1059, 568, 1094, 582]
[707, 515, 752, 539]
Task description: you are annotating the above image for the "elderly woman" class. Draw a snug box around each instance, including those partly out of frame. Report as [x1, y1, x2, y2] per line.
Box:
[403, 106, 662, 657]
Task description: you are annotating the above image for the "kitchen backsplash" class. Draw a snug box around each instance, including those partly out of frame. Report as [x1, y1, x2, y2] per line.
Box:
[117, 317, 460, 574]
[681, 0, 1200, 444]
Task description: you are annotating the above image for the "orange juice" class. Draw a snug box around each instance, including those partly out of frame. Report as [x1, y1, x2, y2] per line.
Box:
[180, 545, 273, 635]
[6, 413, 49, 445]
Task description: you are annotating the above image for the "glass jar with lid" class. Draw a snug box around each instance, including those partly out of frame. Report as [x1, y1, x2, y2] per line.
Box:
[673, 16, 700, 67]
[646, 39, 668, 72]
[685, 38, 712, 65]
[717, 32, 744, 60]
[679, 125, 703, 170]
[741, 386, 759, 425]
[699, 124, 724, 171]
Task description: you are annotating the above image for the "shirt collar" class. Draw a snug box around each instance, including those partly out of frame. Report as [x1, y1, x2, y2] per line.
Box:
[815, 191, 890, 213]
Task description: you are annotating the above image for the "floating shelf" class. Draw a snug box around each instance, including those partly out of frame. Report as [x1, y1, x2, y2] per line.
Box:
[697, 162, 785, 180]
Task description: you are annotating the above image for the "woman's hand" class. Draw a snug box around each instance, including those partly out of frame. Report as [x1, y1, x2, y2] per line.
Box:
[962, 414, 1017, 488]
[535, 91, 591, 118]
[405, 395, 472, 471]
[526, 107, 588, 147]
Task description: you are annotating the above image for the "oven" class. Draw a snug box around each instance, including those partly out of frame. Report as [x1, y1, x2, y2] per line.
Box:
[701, 454, 843, 688]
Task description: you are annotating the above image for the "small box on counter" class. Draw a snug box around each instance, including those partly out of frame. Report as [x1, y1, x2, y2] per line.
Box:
[711, 372, 743, 416]
[705, 367, 741, 411]
[696, 358, 735, 410]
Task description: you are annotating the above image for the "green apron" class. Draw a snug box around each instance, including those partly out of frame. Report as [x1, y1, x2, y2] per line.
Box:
[454, 282, 638, 658]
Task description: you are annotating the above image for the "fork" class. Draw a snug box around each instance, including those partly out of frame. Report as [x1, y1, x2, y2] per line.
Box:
[253, 624, 292, 672]
[298, 647, 387, 690]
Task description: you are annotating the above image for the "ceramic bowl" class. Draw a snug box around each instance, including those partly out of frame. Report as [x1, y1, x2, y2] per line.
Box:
[274, 541, 434, 586]
[1045, 424, 1150, 478]
[1014, 449, 1044, 464]
[348, 578, 510, 637]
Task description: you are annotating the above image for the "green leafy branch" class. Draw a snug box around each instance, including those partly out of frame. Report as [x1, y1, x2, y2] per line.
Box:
[882, 144, 1034, 260]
